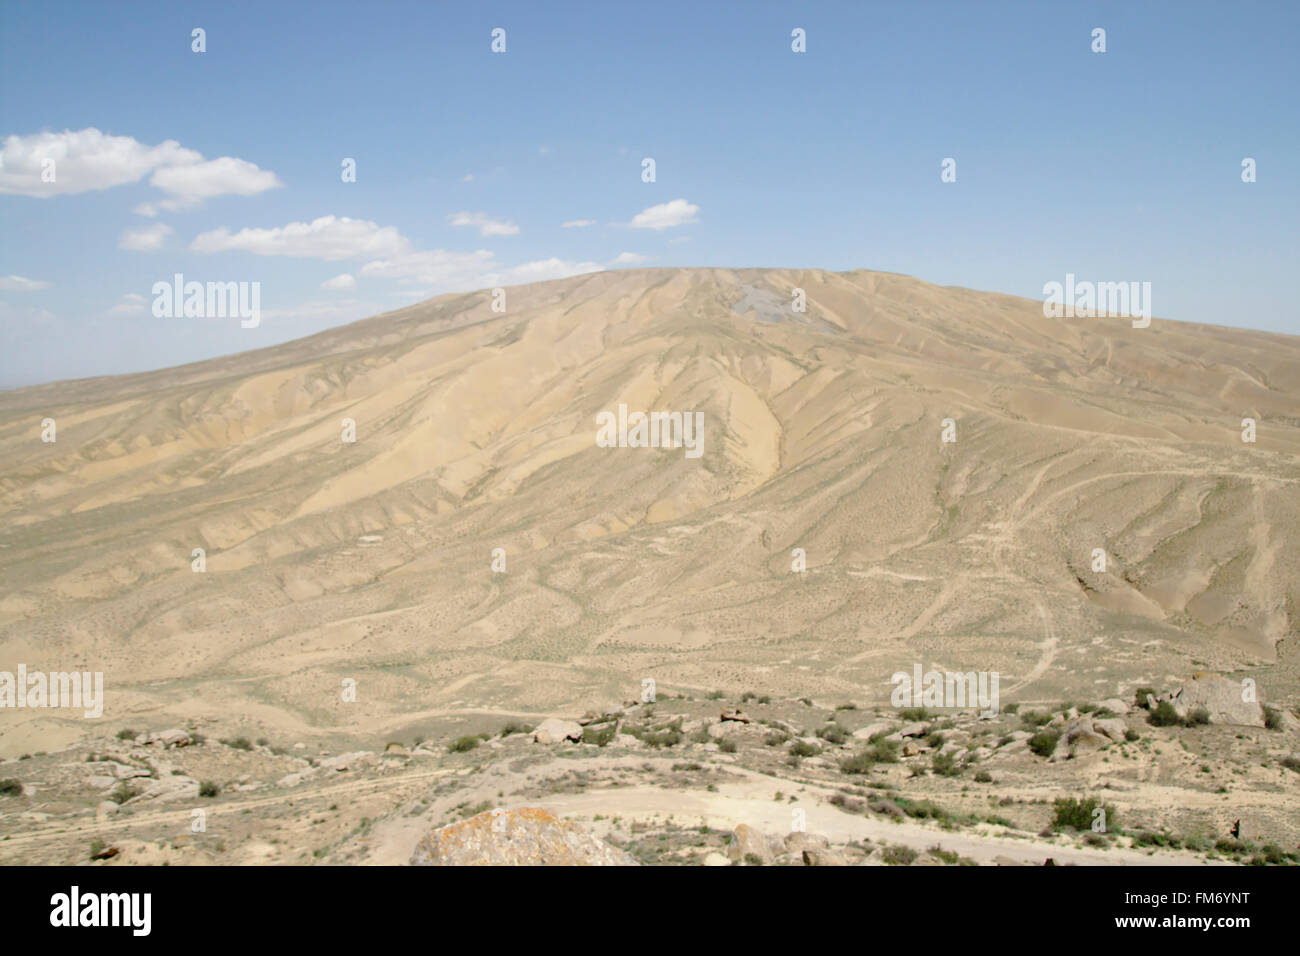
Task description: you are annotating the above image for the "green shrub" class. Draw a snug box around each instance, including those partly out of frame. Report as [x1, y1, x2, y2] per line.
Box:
[0, 779, 22, 796]
[839, 751, 876, 775]
[499, 721, 532, 737]
[931, 752, 960, 777]
[1020, 711, 1052, 728]
[899, 707, 929, 721]
[448, 736, 480, 753]
[881, 844, 917, 866]
[109, 782, 139, 804]
[869, 738, 900, 763]
[1028, 730, 1060, 758]
[1134, 687, 1158, 709]
[717, 738, 737, 753]
[199, 781, 219, 798]
[817, 724, 848, 745]
[1184, 707, 1210, 727]
[974, 770, 993, 783]
[115, 729, 137, 741]
[584, 723, 616, 747]
[221, 736, 253, 751]
[1051, 796, 1115, 832]
[789, 740, 820, 758]
[1148, 701, 1181, 727]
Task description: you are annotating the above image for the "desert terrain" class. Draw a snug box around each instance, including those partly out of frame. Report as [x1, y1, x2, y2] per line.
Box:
[1, 267, 1297, 864]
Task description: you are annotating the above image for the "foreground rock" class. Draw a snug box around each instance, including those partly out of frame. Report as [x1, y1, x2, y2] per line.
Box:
[532, 718, 584, 744]
[410, 807, 636, 866]
[1169, 674, 1265, 727]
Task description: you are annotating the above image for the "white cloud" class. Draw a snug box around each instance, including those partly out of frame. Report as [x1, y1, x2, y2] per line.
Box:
[562, 219, 596, 229]
[109, 292, 146, 314]
[0, 274, 51, 291]
[629, 198, 699, 230]
[118, 222, 174, 251]
[462, 173, 473, 182]
[0, 128, 199, 197]
[359, 249, 497, 288]
[321, 273, 357, 291]
[145, 156, 280, 212]
[192, 215, 409, 260]
[482, 258, 604, 286]
[610, 252, 651, 266]
[447, 211, 520, 237]
[0, 128, 277, 211]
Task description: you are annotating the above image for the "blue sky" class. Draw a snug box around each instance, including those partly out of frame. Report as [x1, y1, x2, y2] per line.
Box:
[2, 0, 1297, 386]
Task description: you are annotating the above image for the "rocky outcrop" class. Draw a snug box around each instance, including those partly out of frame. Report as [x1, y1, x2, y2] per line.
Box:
[532, 718, 583, 744]
[1169, 674, 1265, 727]
[410, 807, 636, 866]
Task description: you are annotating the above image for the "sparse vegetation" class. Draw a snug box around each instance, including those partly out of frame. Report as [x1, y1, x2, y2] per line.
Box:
[1051, 796, 1115, 832]
[448, 736, 481, 753]
[1028, 730, 1060, 758]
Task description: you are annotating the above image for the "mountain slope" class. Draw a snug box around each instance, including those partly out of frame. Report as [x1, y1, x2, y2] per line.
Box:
[1, 267, 1297, 751]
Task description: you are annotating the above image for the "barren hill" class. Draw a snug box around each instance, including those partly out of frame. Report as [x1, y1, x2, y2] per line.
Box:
[2, 267, 1298, 753]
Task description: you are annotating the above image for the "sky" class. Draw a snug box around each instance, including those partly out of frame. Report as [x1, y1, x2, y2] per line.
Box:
[1, 0, 1297, 386]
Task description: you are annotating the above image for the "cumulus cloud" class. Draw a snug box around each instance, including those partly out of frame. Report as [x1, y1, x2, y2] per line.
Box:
[610, 252, 651, 265]
[0, 128, 278, 210]
[628, 198, 699, 230]
[192, 215, 409, 260]
[109, 292, 147, 314]
[118, 222, 174, 251]
[447, 211, 520, 237]
[0, 274, 51, 291]
[139, 157, 281, 214]
[359, 248, 497, 288]
[321, 273, 357, 291]
[562, 219, 596, 228]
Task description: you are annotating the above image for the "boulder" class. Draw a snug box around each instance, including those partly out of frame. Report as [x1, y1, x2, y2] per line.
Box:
[127, 775, 199, 803]
[1092, 718, 1129, 742]
[784, 831, 829, 855]
[1098, 698, 1132, 715]
[898, 722, 927, 738]
[851, 720, 896, 740]
[725, 824, 778, 864]
[410, 807, 637, 866]
[318, 751, 375, 772]
[150, 729, 192, 748]
[720, 708, 751, 723]
[1051, 718, 1111, 760]
[532, 719, 584, 744]
[1169, 674, 1265, 727]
